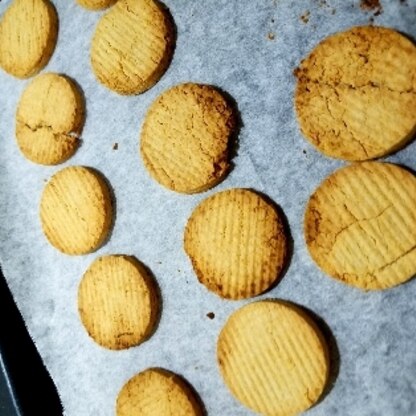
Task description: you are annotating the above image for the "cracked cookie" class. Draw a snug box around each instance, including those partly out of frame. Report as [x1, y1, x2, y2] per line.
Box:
[295, 26, 416, 161]
[116, 368, 204, 416]
[90, 0, 175, 95]
[0, 0, 58, 78]
[76, 0, 117, 10]
[184, 189, 288, 299]
[40, 166, 113, 255]
[140, 83, 237, 193]
[305, 162, 416, 290]
[78, 255, 159, 350]
[16, 73, 84, 165]
[217, 300, 329, 416]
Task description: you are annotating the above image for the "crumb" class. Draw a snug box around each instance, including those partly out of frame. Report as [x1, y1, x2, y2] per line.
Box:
[369, 16, 375, 23]
[300, 10, 310, 23]
[112, 142, 118, 150]
[267, 32, 276, 40]
[206, 312, 215, 319]
[303, 149, 307, 154]
[178, 269, 181, 272]
[271, 18, 275, 23]
[319, 0, 328, 7]
[157, 261, 162, 264]
[360, 0, 383, 15]
[43, 178, 47, 182]
[331, 8, 336, 14]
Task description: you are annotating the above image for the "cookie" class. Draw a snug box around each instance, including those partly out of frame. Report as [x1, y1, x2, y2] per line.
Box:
[78, 255, 159, 350]
[184, 189, 288, 299]
[305, 162, 416, 290]
[90, 0, 174, 95]
[116, 368, 203, 416]
[76, 0, 117, 10]
[0, 0, 58, 78]
[217, 300, 329, 416]
[40, 166, 113, 255]
[295, 26, 416, 161]
[140, 83, 237, 193]
[16, 73, 84, 165]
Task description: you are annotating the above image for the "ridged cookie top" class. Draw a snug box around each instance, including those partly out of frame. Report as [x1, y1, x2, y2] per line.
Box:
[305, 162, 416, 290]
[217, 301, 329, 416]
[90, 0, 174, 95]
[40, 166, 113, 255]
[0, 0, 58, 78]
[16, 73, 84, 165]
[295, 26, 416, 161]
[184, 189, 288, 299]
[76, 0, 117, 11]
[141, 83, 237, 193]
[116, 368, 203, 416]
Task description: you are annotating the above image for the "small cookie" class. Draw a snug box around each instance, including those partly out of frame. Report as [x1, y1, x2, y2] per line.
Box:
[16, 73, 84, 165]
[116, 368, 203, 416]
[40, 166, 113, 255]
[90, 0, 174, 95]
[0, 0, 58, 78]
[184, 189, 288, 299]
[76, 0, 117, 11]
[140, 83, 237, 193]
[295, 26, 416, 161]
[78, 255, 159, 350]
[217, 300, 329, 416]
[305, 162, 416, 290]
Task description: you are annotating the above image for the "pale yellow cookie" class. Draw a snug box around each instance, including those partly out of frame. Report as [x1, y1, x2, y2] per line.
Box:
[40, 166, 113, 255]
[16, 73, 84, 165]
[90, 0, 174, 95]
[217, 300, 329, 416]
[0, 0, 58, 78]
[78, 255, 159, 350]
[76, 0, 117, 11]
[184, 189, 288, 299]
[140, 83, 237, 193]
[305, 162, 416, 290]
[295, 26, 416, 161]
[116, 368, 203, 416]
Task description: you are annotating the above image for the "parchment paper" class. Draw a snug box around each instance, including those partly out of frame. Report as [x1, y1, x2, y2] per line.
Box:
[0, 0, 415, 415]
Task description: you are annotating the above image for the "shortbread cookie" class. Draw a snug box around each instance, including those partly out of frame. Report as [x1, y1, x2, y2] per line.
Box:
[305, 162, 416, 290]
[16, 73, 84, 165]
[141, 83, 237, 193]
[295, 26, 416, 161]
[116, 368, 203, 416]
[217, 300, 329, 416]
[90, 0, 174, 95]
[0, 0, 58, 78]
[40, 166, 113, 255]
[184, 189, 288, 299]
[78, 255, 159, 350]
[76, 0, 117, 10]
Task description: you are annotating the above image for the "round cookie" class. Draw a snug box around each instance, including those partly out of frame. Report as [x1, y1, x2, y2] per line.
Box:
[16, 73, 84, 165]
[78, 255, 159, 350]
[76, 0, 117, 10]
[140, 83, 237, 193]
[40, 166, 113, 255]
[90, 0, 175, 95]
[295, 26, 416, 161]
[0, 0, 58, 78]
[217, 300, 329, 416]
[116, 368, 203, 416]
[184, 189, 288, 299]
[305, 162, 416, 290]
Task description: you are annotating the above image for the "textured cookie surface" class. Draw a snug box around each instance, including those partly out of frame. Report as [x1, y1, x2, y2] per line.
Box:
[217, 300, 329, 416]
[16, 73, 84, 165]
[40, 166, 113, 255]
[90, 0, 174, 94]
[295, 26, 416, 161]
[305, 162, 416, 290]
[141, 83, 236, 193]
[184, 189, 287, 299]
[76, 0, 117, 10]
[116, 368, 203, 416]
[78, 255, 159, 350]
[0, 0, 58, 78]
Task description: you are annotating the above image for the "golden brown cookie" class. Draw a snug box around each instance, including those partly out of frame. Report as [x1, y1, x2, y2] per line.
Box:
[16, 73, 84, 165]
[0, 0, 58, 78]
[90, 0, 174, 95]
[305, 162, 416, 290]
[76, 0, 117, 11]
[78, 255, 159, 350]
[116, 368, 203, 416]
[40, 166, 113, 255]
[140, 83, 237, 194]
[217, 300, 329, 416]
[295, 26, 416, 161]
[184, 189, 288, 299]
